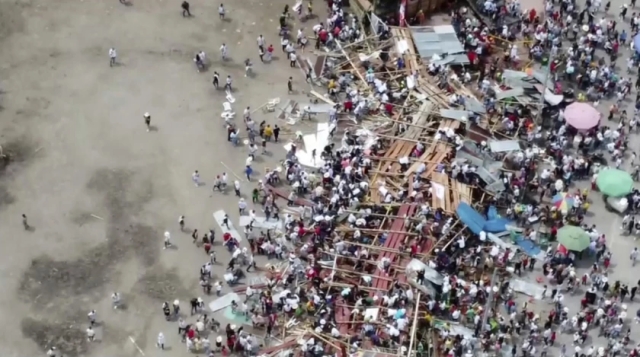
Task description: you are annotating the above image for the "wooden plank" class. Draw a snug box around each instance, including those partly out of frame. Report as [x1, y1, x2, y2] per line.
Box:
[265, 184, 314, 207]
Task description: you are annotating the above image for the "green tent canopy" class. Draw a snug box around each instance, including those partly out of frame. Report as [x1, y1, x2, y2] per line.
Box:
[596, 169, 633, 197]
[557, 225, 591, 252]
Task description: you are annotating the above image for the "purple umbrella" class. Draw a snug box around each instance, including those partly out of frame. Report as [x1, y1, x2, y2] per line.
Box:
[564, 103, 601, 130]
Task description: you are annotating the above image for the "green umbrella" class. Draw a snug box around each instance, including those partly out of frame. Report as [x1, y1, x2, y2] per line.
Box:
[596, 169, 634, 197]
[557, 226, 591, 252]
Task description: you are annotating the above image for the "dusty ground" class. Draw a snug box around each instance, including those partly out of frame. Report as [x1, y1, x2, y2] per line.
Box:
[0, 0, 311, 356]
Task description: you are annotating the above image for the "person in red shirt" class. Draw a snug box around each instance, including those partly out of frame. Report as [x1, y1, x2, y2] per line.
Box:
[344, 99, 353, 112]
[384, 102, 393, 115]
[187, 328, 195, 340]
[318, 30, 328, 44]
[267, 44, 274, 61]
[204, 242, 212, 254]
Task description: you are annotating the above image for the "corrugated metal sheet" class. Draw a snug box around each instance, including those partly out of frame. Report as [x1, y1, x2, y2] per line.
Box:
[532, 69, 554, 89]
[410, 25, 466, 59]
[503, 77, 535, 89]
[432, 57, 455, 66]
[451, 54, 471, 65]
[502, 69, 529, 80]
[495, 87, 525, 100]
[489, 140, 521, 153]
[464, 97, 486, 114]
[439, 109, 471, 122]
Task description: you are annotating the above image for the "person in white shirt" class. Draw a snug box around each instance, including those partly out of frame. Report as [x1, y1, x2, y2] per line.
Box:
[87, 310, 97, 326]
[257, 35, 265, 50]
[164, 231, 172, 249]
[225, 75, 233, 91]
[86, 326, 96, 342]
[109, 48, 117, 67]
[157, 332, 165, 349]
[290, 52, 297, 67]
[220, 44, 228, 60]
[238, 198, 247, 215]
[192, 170, 200, 187]
[234, 180, 241, 196]
[218, 4, 225, 19]
[111, 292, 121, 309]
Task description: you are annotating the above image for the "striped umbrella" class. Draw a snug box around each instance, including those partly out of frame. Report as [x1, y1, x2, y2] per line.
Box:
[552, 192, 575, 211]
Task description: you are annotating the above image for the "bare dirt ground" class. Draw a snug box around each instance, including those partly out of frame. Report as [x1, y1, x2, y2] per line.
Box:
[0, 0, 309, 356]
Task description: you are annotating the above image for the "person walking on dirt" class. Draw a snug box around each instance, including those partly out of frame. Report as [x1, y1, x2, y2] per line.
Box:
[144, 112, 151, 131]
[192, 170, 200, 187]
[111, 292, 121, 309]
[179, 215, 185, 231]
[172, 299, 181, 317]
[86, 326, 96, 342]
[213, 72, 220, 89]
[164, 231, 172, 249]
[109, 48, 117, 67]
[22, 214, 29, 230]
[218, 4, 225, 19]
[220, 43, 228, 60]
[225, 75, 232, 91]
[157, 332, 166, 349]
[88, 310, 97, 326]
[181, 1, 192, 16]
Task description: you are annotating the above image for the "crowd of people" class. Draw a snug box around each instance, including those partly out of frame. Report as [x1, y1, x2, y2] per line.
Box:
[46, 0, 640, 355]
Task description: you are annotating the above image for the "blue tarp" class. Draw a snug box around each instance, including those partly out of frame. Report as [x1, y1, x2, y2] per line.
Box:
[456, 203, 485, 234]
[456, 203, 511, 235]
[513, 236, 543, 257]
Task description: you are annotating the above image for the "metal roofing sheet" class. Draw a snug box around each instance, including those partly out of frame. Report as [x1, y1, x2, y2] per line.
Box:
[532, 69, 554, 89]
[413, 32, 440, 42]
[496, 87, 525, 100]
[432, 57, 455, 66]
[439, 109, 471, 122]
[451, 54, 471, 65]
[502, 69, 529, 80]
[503, 77, 534, 89]
[410, 25, 465, 59]
[489, 140, 521, 153]
[464, 97, 486, 114]
[439, 33, 459, 41]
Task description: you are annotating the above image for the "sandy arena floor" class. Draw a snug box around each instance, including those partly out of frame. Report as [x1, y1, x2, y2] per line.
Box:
[0, 0, 310, 356]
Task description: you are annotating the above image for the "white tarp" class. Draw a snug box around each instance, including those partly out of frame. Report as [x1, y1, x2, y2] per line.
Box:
[489, 140, 521, 153]
[213, 210, 243, 242]
[544, 89, 564, 106]
[209, 292, 240, 312]
[239, 215, 283, 231]
[405, 258, 444, 285]
[370, 13, 388, 36]
[510, 278, 546, 300]
[396, 39, 409, 55]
